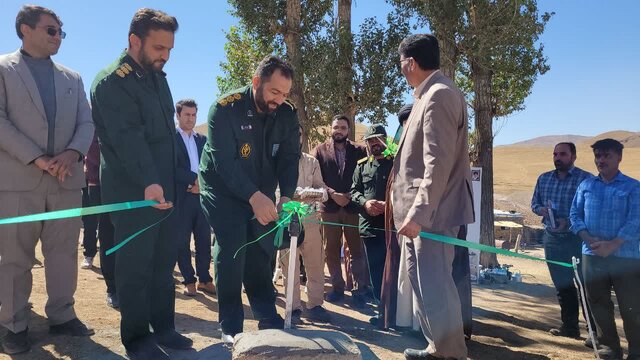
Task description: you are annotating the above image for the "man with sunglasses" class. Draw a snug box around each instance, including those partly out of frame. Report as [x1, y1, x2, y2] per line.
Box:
[0, 5, 95, 355]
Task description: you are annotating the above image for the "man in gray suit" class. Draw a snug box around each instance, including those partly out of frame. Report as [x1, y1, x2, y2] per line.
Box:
[0, 5, 95, 355]
[393, 34, 475, 360]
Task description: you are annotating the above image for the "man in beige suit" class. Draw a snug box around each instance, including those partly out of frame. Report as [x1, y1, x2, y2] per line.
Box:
[0, 5, 94, 354]
[393, 34, 474, 360]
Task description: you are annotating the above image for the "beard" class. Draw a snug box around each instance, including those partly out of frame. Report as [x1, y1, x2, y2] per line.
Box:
[255, 85, 279, 114]
[554, 160, 571, 171]
[331, 133, 347, 143]
[139, 48, 166, 72]
[370, 144, 383, 156]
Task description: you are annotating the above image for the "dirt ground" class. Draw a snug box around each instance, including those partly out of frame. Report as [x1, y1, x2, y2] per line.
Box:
[0, 238, 629, 360]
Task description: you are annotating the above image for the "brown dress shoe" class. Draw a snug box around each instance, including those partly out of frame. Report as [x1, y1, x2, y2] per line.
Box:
[197, 282, 216, 295]
[183, 283, 197, 297]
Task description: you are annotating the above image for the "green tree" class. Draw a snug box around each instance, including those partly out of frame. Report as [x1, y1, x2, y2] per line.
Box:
[219, 0, 410, 147]
[390, 0, 552, 266]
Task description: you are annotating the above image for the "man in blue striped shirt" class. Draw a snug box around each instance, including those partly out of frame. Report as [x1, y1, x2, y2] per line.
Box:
[570, 138, 640, 360]
[531, 142, 593, 341]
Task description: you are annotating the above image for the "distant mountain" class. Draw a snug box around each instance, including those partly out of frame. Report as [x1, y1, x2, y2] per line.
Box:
[507, 134, 591, 147]
[505, 131, 640, 148]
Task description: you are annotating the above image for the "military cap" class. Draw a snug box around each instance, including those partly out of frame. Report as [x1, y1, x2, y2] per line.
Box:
[362, 124, 387, 140]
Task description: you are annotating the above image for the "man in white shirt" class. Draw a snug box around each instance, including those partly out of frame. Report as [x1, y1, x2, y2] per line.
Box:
[174, 99, 214, 297]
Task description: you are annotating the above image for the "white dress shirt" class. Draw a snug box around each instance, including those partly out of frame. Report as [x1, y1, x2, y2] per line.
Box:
[178, 127, 200, 173]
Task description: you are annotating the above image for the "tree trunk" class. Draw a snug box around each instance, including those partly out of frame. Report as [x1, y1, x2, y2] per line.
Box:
[337, 0, 355, 140]
[471, 58, 497, 267]
[284, 0, 310, 151]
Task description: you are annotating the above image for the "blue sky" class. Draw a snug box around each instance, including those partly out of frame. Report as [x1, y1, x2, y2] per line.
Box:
[1, 1, 638, 146]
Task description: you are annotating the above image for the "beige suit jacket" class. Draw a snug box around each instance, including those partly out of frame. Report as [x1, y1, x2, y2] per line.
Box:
[392, 71, 474, 231]
[0, 50, 94, 191]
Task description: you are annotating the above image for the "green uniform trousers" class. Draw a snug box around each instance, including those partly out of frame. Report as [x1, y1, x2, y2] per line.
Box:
[213, 219, 278, 335]
[111, 206, 176, 348]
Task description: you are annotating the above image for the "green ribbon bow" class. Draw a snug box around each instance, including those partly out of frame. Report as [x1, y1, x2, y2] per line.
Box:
[233, 201, 311, 259]
[382, 137, 399, 157]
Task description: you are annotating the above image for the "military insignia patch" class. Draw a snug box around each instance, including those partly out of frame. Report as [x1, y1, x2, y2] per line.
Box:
[120, 66, 130, 75]
[115, 69, 125, 78]
[240, 143, 251, 158]
[123, 63, 133, 71]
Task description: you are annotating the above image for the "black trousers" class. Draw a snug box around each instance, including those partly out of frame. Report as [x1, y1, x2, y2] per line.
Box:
[111, 206, 177, 348]
[583, 254, 640, 356]
[175, 193, 212, 285]
[544, 231, 594, 332]
[363, 229, 387, 301]
[212, 219, 278, 336]
[81, 185, 100, 257]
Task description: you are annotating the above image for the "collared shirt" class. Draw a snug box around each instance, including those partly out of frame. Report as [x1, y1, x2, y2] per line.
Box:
[177, 127, 199, 173]
[412, 70, 440, 99]
[531, 166, 592, 230]
[570, 171, 640, 259]
[335, 144, 346, 177]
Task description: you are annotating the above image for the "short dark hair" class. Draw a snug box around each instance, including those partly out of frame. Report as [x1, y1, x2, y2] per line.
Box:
[591, 138, 624, 155]
[254, 56, 294, 81]
[129, 8, 178, 44]
[176, 99, 197, 115]
[332, 114, 350, 128]
[398, 34, 440, 70]
[15, 5, 62, 40]
[555, 142, 576, 156]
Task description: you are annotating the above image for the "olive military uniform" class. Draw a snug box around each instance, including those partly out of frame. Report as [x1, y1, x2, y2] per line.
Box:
[199, 85, 300, 336]
[350, 125, 393, 300]
[90, 52, 177, 348]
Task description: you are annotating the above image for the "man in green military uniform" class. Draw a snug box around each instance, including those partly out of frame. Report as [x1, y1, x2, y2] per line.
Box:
[90, 8, 191, 360]
[350, 124, 393, 309]
[199, 56, 300, 343]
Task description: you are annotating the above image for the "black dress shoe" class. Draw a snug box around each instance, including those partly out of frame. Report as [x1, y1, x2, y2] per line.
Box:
[126, 337, 169, 360]
[49, 318, 95, 336]
[325, 290, 344, 303]
[404, 348, 439, 359]
[303, 306, 331, 323]
[1, 329, 30, 355]
[154, 329, 193, 350]
[258, 314, 285, 330]
[549, 327, 580, 338]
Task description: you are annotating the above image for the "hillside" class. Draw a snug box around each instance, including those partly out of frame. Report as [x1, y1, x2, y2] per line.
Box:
[494, 131, 640, 226]
[506, 130, 640, 148]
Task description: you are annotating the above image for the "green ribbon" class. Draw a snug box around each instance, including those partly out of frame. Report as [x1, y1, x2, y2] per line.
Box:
[233, 201, 310, 259]
[0, 200, 157, 225]
[382, 137, 399, 157]
[0, 200, 172, 256]
[305, 220, 573, 268]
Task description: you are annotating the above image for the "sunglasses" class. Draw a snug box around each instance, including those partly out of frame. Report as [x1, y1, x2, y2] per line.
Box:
[39, 26, 66, 39]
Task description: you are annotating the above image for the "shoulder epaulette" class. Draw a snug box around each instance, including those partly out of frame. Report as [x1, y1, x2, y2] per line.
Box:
[218, 92, 243, 107]
[113, 62, 133, 78]
[357, 156, 369, 165]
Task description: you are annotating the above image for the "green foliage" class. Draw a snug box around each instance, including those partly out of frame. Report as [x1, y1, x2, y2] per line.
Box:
[215, 25, 280, 96]
[220, 0, 410, 142]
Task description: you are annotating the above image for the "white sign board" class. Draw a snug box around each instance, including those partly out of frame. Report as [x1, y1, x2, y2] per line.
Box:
[468, 167, 482, 282]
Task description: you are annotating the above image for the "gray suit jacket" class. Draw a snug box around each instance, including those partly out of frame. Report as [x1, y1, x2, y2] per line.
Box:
[0, 50, 94, 191]
[392, 71, 474, 231]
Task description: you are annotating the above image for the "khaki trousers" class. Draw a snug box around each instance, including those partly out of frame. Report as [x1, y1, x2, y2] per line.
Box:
[321, 208, 367, 293]
[0, 175, 81, 332]
[403, 226, 467, 360]
[280, 215, 325, 310]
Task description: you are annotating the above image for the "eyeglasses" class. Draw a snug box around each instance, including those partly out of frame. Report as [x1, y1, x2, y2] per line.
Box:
[400, 57, 412, 65]
[38, 26, 66, 39]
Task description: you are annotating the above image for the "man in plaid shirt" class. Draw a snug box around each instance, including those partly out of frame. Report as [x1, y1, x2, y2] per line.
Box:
[531, 142, 593, 341]
[570, 138, 640, 360]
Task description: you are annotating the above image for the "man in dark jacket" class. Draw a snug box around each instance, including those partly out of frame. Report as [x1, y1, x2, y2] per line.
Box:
[314, 115, 368, 307]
